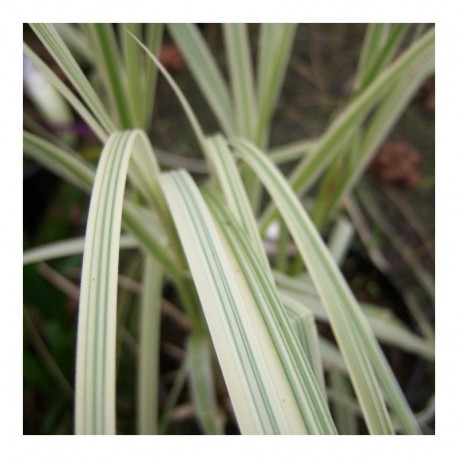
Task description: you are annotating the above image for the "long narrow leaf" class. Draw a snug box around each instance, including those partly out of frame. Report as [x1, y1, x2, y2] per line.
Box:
[256, 24, 297, 145]
[205, 134, 269, 272]
[76, 131, 165, 434]
[232, 138, 420, 434]
[353, 24, 386, 93]
[269, 138, 317, 164]
[75, 130, 177, 433]
[187, 335, 223, 434]
[204, 189, 336, 434]
[330, 370, 358, 435]
[281, 294, 327, 398]
[160, 170, 336, 434]
[142, 24, 164, 130]
[223, 24, 257, 141]
[54, 23, 93, 63]
[137, 254, 162, 434]
[84, 24, 134, 128]
[168, 24, 234, 135]
[360, 24, 409, 92]
[23, 235, 137, 265]
[121, 23, 143, 127]
[23, 43, 108, 142]
[30, 23, 116, 134]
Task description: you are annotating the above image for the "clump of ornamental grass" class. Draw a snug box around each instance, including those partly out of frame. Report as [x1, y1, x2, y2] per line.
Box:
[23, 23, 435, 435]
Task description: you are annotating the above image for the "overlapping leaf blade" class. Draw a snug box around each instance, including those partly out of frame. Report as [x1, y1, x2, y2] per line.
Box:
[160, 170, 336, 434]
[204, 190, 336, 433]
[137, 254, 162, 434]
[23, 22, 434, 436]
[205, 134, 269, 272]
[223, 23, 257, 141]
[168, 23, 234, 135]
[231, 138, 420, 434]
[281, 294, 327, 397]
[141, 24, 164, 130]
[30, 23, 117, 134]
[23, 43, 108, 142]
[76, 130, 166, 434]
[23, 235, 137, 265]
[187, 335, 223, 435]
[83, 24, 134, 128]
[256, 23, 297, 145]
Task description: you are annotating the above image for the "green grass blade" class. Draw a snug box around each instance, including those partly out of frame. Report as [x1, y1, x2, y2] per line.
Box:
[76, 132, 130, 434]
[84, 24, 135, 128]
[281, 294, 327, 398]
[160, 170, 336, 434]
[256, 24, 297, 145]
[30, 23, 117, 134]
[204, 189, 336, 434]
[353, 23, 386, 93]
[321, 339, 431, 433]
[142, 24, 164, 130]
[23, 130, 94, 191]
[76, 130, 169, 434]
[223, 24, 258, 141]
[124, 129, 169, 216]
[205, 134, 269, 273]
[168, 23, 235, 135]
[115, 255, 142, 378]
[121, 24, 143, 127]
[231, 138, 417, 434]
[23, 235, 137, 265]
[137, 254, 162, 434]
[54, 23, 93, 63]
[187, 335, 223, 434]
[269, 138, 317, 164]
[259, 27, 435, 232]
[360, 24, 409, 92]
[329, 370, 358, 435]
[23, 43, 108, 142]
[222, 23, 261, 211]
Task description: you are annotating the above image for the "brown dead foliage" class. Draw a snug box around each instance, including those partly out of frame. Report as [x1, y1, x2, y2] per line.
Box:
[369, 141, 422, 188]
